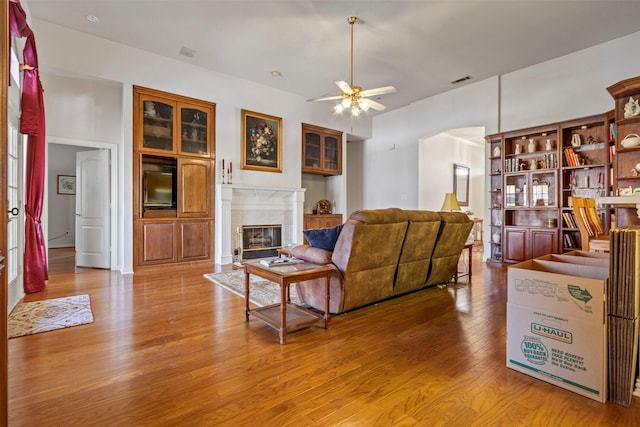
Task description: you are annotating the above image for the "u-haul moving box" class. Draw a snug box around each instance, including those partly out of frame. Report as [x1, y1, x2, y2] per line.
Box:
[507, 259, 608, 402]
[535, 251, 609, 268]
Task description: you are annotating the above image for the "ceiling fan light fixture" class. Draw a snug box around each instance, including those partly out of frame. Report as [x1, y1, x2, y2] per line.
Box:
[308, 16, 396, 116]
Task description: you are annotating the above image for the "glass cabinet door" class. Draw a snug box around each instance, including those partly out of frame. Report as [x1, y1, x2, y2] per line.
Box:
[323, 135, 339, 172]
[531, 170, 557, 207]
[505, 174, 528, 207]
[180, 106, 209, 156]
[304, 131, 322, 170]
[142, 99, 174, 151]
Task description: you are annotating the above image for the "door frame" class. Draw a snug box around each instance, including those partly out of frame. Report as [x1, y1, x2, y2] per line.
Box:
[46, 137, 119, 270]
[1, 0, 9, 421]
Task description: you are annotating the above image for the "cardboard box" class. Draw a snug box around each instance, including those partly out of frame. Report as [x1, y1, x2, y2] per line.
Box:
[536, 251, 609, 268]
[507, 259, 608, 402]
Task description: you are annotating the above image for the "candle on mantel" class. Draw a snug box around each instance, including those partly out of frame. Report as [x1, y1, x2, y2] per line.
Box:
[230, 162, 232, 173]
[222, 159, 224, 171]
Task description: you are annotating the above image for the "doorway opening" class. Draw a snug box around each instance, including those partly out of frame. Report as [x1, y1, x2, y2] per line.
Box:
[46, 138, 118, 273]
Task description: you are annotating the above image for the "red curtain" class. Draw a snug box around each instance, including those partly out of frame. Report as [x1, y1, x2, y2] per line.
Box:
[10, 0, 48, 292]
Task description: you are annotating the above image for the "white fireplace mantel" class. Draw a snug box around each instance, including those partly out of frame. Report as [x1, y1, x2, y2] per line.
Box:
[215, 184, 306, 264]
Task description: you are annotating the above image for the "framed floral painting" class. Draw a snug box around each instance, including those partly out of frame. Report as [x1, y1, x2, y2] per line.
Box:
[241, 109, 282, 172]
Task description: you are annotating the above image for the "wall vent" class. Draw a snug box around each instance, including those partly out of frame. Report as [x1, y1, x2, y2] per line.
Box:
[451, 75, 471, 84]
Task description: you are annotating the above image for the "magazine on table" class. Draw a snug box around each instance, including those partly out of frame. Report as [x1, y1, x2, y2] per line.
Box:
[259, 257, 303, 267]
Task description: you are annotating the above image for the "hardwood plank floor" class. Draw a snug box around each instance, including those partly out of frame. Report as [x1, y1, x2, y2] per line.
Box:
[8, 253, 640, 426]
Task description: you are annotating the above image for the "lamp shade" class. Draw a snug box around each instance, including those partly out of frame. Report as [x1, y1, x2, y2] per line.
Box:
[440, 193, 461, 211]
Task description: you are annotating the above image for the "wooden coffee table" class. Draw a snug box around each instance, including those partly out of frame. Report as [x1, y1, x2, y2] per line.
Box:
[243, 261, 333, 344]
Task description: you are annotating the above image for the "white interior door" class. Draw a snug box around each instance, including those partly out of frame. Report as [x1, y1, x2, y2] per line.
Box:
[75, 149, 110, 268]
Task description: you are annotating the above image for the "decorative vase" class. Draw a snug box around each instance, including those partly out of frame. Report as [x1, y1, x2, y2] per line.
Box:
[493, 146, 501, 157]
[527, 138, 536, 153]
[492, 232, 501, 244]
[514, 144, 521, 155]
[571, 134, 581, 147]
[529, 159, 538, 170]
[545, 139, 552, 151]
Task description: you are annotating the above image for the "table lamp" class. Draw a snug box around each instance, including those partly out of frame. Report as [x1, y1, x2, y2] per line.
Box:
[440, 193, 461, 212]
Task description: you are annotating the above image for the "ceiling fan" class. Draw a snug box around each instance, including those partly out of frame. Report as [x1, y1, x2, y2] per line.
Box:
[307, 16, 396, 116]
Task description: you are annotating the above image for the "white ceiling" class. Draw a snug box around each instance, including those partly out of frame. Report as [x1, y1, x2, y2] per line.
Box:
[26, 0, 640, 115]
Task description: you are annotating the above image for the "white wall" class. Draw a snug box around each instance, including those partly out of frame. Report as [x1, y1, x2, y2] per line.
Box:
[43, 74, 123, 143]
[362, 76, 499, 210]
[365, 31, 640, 259]
[418, 129, 485, 214]
[346, 139, 364, 215]
[501, 31, 640, 132]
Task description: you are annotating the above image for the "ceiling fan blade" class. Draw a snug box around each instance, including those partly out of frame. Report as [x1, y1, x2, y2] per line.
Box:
[364, 98, 387, 111]
[335, 81, 353, 95]
[360, 86, 396, 97]
[307, 95, 343, 102]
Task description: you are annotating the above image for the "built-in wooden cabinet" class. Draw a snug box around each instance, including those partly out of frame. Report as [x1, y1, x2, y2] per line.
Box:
[486, 134, 503, 262]
[487, 112, 614, 263]
[177, 158, 211, 217]
[503, 227, 558, 263]
[133, 86, 215, 269]
[501, 124, 561, 263]
[607, 76, 640, 227]
[303, 214, 343, 244]
[304, 214, 343, 230]
[138, 92, 213, 158]
[302, 123, 342, 176]
[559, 113, 614, 251]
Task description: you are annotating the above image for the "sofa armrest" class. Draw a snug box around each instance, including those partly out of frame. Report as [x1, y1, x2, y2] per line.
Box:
[290, 245, 333, 265]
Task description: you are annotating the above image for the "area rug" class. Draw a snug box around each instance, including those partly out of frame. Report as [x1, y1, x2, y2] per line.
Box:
[8, 294, 94, 338]
[204, 270, 300, 307]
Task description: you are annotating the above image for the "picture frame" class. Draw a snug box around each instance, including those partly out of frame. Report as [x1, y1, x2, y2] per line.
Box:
[453, 164, 470, 207]
[57, 175, 76, 195]
[241, 109, 282, 173]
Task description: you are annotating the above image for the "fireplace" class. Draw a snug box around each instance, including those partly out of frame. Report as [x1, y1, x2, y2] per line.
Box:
[215, 184, 306, 264]
[239, 224, 282, 260]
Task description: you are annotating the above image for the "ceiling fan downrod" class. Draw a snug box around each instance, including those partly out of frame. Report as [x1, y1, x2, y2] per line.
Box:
[348, 16, 357, 88]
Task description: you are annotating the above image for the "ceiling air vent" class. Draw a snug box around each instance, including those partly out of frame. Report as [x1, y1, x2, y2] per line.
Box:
[179, 46, 197, 58]
[451, 76, 471, 84]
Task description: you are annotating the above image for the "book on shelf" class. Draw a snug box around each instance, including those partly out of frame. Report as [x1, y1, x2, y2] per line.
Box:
[259, 257, 303, 267]
[562, 212, 578, 229]
[563, 233, 578, 249]
[610, 123, 617, 141]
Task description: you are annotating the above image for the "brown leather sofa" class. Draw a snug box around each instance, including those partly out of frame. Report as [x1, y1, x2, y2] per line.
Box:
[290, 208, 473, 314]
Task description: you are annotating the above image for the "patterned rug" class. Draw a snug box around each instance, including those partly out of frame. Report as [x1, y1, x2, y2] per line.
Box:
[8, 294, 94, 338]
[204, 270, 300, 307]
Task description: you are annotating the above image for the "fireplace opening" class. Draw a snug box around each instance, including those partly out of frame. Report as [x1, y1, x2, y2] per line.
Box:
[239, 224, 282, 260]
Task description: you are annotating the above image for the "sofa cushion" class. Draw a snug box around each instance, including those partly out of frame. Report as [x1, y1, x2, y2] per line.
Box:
[290, 245, 333, 265]
[303, 224, 343, 251]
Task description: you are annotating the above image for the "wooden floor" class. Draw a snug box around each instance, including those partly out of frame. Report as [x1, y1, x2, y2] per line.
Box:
[7, 252, 640, 426]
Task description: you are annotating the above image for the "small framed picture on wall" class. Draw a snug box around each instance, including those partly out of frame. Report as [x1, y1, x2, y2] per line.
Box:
[57, 175, 76, 195]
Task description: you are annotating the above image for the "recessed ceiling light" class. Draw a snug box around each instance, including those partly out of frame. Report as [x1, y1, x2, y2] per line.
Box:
[271, 71, 282, 77]
[85, 15, 99, 23]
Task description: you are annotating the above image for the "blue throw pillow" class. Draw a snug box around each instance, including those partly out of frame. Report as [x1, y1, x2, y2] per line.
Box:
[303, 224, 343, 251]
